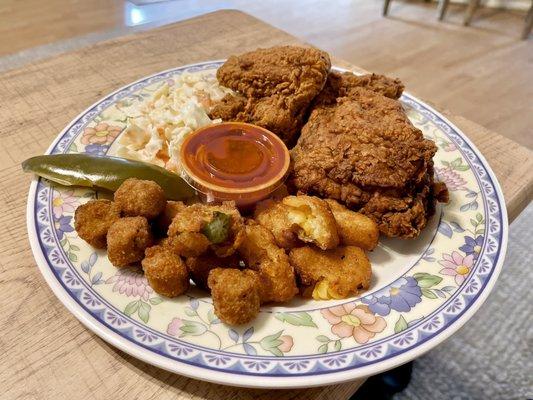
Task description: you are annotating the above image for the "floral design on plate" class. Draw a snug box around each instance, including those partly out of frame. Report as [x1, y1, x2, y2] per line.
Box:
[27, 61, 507, 388]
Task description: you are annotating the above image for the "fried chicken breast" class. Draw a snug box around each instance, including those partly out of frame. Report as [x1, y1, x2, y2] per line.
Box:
[290, 72, 448, 238]
[210, 46, 331, 144]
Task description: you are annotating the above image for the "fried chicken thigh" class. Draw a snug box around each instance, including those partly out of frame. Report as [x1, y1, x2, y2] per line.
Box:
[209, 46, 331, 144]
[290, 72, 448, 238]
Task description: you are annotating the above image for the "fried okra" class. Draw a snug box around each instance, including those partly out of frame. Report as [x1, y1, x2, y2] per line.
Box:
[289, 246, 371, 300]
[254, 195, 339, 250]
[154, 201, 187, 235]
[142, 245, 189, 297]
[186, 251, 242, 290]
[207, 268, 261, 325]
[74, 199, 120, 248]
[167, 232, 211, 258]
[114, 178, 166, 219]
[168, 202, 244, 258]
[107, 216, 153, 267]
[238, 222, 298, 303]
[324, 199, 379, 250]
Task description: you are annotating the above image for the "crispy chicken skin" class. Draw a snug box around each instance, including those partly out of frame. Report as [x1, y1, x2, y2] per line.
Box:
[208, 268, 261, 325]
[290, 72, 448, 238]
[238, 222, 298, 303]
[289, 246, 371, 300]
[210, 46, 331, 144]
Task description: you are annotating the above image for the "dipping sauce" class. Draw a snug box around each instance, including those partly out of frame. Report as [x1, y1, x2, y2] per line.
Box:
[180, 122, 290, 207]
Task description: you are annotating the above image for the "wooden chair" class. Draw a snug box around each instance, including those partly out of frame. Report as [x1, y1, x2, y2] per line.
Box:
[463, 0, 533, 39]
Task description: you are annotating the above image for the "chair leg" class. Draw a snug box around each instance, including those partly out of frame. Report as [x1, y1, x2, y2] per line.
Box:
[383, 0, 392, 16]
[437, 0, 450, 21]
[521, 2, 533, 39]
[464, 0, 480, 26]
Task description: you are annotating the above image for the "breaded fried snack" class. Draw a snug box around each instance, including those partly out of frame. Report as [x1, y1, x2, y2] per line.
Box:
[154, 201, 186, 234]
[186, 251, 242, 290]
[74, 199, 120, 248]
[114, 178, 166, 219]
[167, 232, 210, 258]
[254, 195, 339, 250]
[289, 246, 371, 300]
[324, 199, 379, 250]
[238, 222, 298, 303]
[142, 245, 189, 297]
[168, 202, 244, 258]
[207, 268, 261, 325]
[107, 216, 153, 267]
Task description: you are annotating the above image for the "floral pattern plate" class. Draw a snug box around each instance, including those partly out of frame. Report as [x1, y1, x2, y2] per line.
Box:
[26, 61, 508, 388]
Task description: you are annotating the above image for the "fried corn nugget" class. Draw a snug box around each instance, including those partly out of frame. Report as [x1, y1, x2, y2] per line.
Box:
[255, 196, 339, 250]
[168, 201, 244, 257]
[74, 199, 120, 248]
[114, 178, 166, 219]
[142, 245, 189, 297]
[324, 199, 379, 250]
[238, 222, 298, 303]
[154, 201, 186, 235]
[207, 268, 261, 325]
[289, 246, 371, 300]
[254, 199, 300, 249]
[107, 217, 153, 267]
[186, 251, 242, 290]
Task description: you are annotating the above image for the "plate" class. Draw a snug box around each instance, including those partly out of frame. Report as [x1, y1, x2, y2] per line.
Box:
[26, 61, 508, 388]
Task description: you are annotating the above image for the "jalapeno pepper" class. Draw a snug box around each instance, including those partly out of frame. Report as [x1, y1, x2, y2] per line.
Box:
[22, 154, 197, 201]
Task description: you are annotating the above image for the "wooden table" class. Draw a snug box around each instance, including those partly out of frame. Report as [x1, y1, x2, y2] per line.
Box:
[0, 10, 531, 400]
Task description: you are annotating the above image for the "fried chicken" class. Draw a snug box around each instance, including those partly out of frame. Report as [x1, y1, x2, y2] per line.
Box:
[209, 46, 331, 144]
[290, 72, 448, 238]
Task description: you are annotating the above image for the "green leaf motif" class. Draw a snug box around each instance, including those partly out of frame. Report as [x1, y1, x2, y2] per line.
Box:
[184, 307, 197, 317]
[70, 244, 80, 251]
[413, 272, 442, 288]
[259, 330, 283, 352]
[268, 348, 283, 357]
[421, 288, 437, 299]
[318, 343, 328, 354]
[124, 300, 139, 316]
[316, 335, 330, 343]
[394, 315, 408, 333]
[68, 252, 78, 262]
[207, 309, 217, 323]
[138, 301, 151, 323]
[149, 297, 163, 305]
[275, 312, 317, 327]
[333, 340, 342, 351]
[476, 213, 484, 223]
[68, 142, 78, 153]
[180, 320, 207, 337]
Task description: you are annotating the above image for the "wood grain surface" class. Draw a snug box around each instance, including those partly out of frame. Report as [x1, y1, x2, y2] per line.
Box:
[0, 10, 531, 400]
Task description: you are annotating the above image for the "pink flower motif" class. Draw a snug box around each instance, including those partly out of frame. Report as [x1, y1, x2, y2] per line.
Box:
[278, 335, 294, 353]
[52, 190, 77, 218]
[435, 167, 467, 191]
[438, 251, 474, 286]
[442, 142, 456, 152]
[167, 318, 183, 336]
[321, 304, 386, 344]
[81, 122, 122, 145]
[106, 268, 153, 301]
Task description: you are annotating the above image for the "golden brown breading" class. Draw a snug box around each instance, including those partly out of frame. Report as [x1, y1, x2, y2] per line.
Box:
[154, 201, 186, 235]
[289, 246, 371, 300]
[238, 222, 298, 303]
[142, 245, 189, 297]
[74, 199, 120, 248]
[167, 232, 210, 258]
[324, 199, 379, 250]
[210, 46, 331, 144]
[186, 251, 242, 290]
[254, 196, 339, 250]
[167, 201, 244, 258]
[107, 217, 153, 267]
[114, 178, 166, 219]
[207, 268, 261, 325]
[282, 196, 339, 250]
[290, 71, 447, 238]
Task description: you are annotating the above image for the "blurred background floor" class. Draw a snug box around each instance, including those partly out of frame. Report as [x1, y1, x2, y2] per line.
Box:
[1, 0, 532, 149]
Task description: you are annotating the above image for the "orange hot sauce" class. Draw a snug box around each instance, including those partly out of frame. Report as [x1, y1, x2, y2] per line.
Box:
[180, 122, 290, 207]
